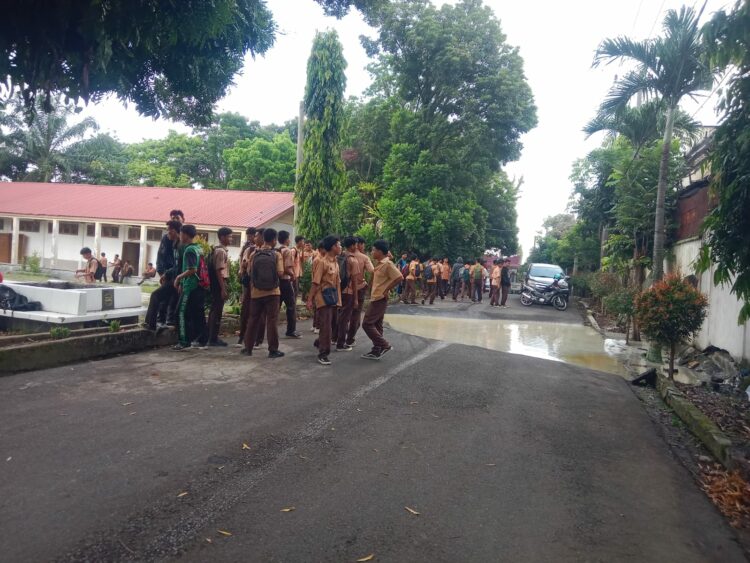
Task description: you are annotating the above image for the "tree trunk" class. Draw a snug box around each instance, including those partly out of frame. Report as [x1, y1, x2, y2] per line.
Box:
[669, 342, 676, 380]
[651, 105, 675, 284]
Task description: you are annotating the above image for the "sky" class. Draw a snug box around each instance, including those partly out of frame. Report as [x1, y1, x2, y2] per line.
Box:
[80, 0, 729, 258]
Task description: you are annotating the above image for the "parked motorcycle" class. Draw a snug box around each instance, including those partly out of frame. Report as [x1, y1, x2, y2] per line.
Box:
[520, 276, 569, 311]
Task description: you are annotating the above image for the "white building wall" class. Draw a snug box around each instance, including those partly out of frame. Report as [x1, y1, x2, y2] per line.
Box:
[669, 238, 750, 362]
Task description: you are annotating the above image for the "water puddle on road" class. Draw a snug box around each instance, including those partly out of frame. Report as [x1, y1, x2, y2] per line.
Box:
[385, 314, 629, 377]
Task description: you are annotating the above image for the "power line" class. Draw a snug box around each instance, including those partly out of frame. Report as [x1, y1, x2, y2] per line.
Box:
[691, 71, 733, 119]
[647, 0, 667, 39]
[631, 0, 646, 34]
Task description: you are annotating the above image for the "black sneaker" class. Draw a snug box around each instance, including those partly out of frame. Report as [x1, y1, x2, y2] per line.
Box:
[361, 350, 382, 361]
[285, 332, 302, 339]
[269, 350, 285, 359]
[336, 345, 353, 352]
[318, 355, 331, 366]
[240, 348, 252, 356]
[379, 346, 393, 357]
[191, 341, 207, 350]
[207, 340, 228, 347]
[172, 343, 190, 351]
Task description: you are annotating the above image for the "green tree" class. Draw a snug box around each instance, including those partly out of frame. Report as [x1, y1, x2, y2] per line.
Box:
[225, 134, 296, 191]
[698, 0, 750, 324]
[125, 131, 204, 188]
[66, 133, 129, 185]
[0, 100, 98, 182]
[593, 6, 714, 283]
[296, 30, 348, 242]
[0, 0, 380, 124]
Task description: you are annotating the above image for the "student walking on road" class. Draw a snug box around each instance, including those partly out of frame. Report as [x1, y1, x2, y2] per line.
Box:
[307, 235, 342, 366]
[490, 259, 501, 306]
[347, 236, 374, 346]
[439, 258, 450, 299]
[500, 258, 512, 308]
[361, 240, 403, 360]
[471, 260, 485, 303]
[451, 257, 463, 300]
[335, 237, 360, 352]
[242, 228, 285, 358]
[206, 227, 232, 347]
[403, 255, 420, 304]
[278, 230, 301, 339]
[422, 258, 438, 305]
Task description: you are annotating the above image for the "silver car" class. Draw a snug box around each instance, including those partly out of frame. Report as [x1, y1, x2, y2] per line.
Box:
[524, 263, 567, 292]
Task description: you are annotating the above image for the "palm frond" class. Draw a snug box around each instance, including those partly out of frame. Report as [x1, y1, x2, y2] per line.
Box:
[600, 71, 660, 114]
[594, 37, 658, 73]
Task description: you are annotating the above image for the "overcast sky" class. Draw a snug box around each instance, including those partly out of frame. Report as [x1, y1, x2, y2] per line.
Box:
[80, 0, 728, 257]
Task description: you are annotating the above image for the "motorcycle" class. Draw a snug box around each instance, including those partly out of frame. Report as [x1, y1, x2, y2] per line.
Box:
[520, 279, 569, 311]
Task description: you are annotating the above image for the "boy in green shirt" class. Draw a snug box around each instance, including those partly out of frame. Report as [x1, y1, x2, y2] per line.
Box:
[173, 224, 207, 350]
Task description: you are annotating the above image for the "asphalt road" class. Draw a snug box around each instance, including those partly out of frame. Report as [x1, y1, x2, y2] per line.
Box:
[0, 300, 744, 562]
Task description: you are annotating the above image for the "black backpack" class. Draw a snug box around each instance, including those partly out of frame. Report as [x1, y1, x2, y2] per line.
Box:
[92, 258, 105, 281]
[424, 263, 433, 280]
[337, 252, 350, 290]
[414, 262, 422, 278]
[0, 284, 42, 312]
[252, 249, 279, 290]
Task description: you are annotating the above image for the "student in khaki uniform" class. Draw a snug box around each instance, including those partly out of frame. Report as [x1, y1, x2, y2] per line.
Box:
[336, 237, 361, 351]
[242, 228, 285, 358]
[440, 258, 451, 299]
[404, 256, 419, 304]
[307, 235, 342, 366]
[75, 247, 99, 283]
[236, 227, 258, 347]
[490, 259, 501, 306]
[422, 258, 439, 305]
[470, 260, 485, 303]
[345, 236, 374, 346]
[361, 240, 403, 360]
[207, 227, 232, 346]
[278, 230, 301, 338]
[310, 241, 326, 334]
[292, 235, 306, 296]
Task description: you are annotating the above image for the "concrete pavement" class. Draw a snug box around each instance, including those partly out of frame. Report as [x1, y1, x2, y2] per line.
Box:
[0, 307, 744, 561]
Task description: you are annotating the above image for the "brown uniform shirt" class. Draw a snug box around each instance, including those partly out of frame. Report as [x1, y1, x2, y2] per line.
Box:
[407, 260, 420, 281]
[312, 255, 341, 308]
[370, 258, 403, 301]
[247, 246, 284, 298]
[427, 263, 438, 284]
[343, 253, 361, 295]
[353, 250, 374, 290]
[441, 262, 451, 280]
[491, 265, 501, 287]
[213, 245, 229, 279]
[280, 246, 295, 280]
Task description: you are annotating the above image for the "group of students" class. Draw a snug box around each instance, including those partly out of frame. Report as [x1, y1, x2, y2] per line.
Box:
[141, 211, 403, 366]
[75, 250, 135, 284]
[397, 255, 513, 307]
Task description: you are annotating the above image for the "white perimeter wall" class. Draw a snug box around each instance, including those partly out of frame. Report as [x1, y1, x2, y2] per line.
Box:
[668, 238, 750, 362]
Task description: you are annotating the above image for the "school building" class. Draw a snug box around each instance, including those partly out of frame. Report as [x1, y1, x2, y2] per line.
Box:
[0, 182, 295, 275]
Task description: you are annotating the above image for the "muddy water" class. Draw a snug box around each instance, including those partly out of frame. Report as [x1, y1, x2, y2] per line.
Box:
[385, 314, 630, 377]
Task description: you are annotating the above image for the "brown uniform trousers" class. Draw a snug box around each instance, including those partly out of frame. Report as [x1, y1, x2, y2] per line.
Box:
[363, 298, 389, 351]
[403, 279, 417, 303]
[316, 305, 335, 356]
[244, 295, 279, 353]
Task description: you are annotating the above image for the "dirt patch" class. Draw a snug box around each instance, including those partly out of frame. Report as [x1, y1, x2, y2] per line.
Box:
[676, 384, 750, 445]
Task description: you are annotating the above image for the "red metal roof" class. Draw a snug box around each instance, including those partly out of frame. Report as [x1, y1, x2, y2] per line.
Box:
[0, 182, 294, 228]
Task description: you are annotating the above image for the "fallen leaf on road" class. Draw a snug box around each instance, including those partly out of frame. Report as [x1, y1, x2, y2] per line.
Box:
[410, 401, 419, 405]
[404, 506, 420, 516]
[6, 457, 11, 462]
[177, 492, 188, 498]
[128, 412, 137, 416]
[356, 555, 374, 562]
[280, 507, 296, 512]
[372, 449, 379, 453]
[217, 530, 232, 536]
[299, 455, 310, 461]
[205, 538, 213, 544]
[242, 442, 251, 450]
[431, 415, 439, 418]
[485, 463, 496, 467]
[122, 402, 134, 406]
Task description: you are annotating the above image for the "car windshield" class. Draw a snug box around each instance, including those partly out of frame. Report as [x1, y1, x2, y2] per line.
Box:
[529, 265, 564, 278]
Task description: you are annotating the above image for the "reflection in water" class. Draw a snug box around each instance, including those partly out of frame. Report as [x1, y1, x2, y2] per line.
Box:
[386, 314, 629, 377]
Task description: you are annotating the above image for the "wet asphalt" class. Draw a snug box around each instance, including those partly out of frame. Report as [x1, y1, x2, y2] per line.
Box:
[0, 295, 744, 562]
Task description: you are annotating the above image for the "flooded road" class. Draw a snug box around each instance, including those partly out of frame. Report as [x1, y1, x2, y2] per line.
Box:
[386, 313, 630, 377]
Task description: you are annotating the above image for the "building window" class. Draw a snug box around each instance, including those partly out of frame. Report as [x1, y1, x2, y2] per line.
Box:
[86, 224, 95, 237]
[48, 222, 52, 234]
[230, 234, 241, 247]
[59, 222, 79, 236]
[19, 220, 40, 232]
[127, 227, 141, 240]
[0, 219, 4, 231]
[102, 225, 119, 238]
[147, 228, 163, 242]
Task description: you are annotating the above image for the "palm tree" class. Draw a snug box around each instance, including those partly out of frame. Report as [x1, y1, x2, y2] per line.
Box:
[1, 100, 98, 182]
[593, 6, 714, 282]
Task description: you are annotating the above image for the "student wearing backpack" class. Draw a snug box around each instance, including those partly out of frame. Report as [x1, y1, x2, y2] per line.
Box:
[307, 235, 342, 366]
[75, 247, 99, 283]
[361, 240, 403, 360]
[242, 228, 285, 358]
[206, 227, 232, 347]
[173, 224, 208, 350]
[461, 260, 473, 300]
[237, 227, 258, 347]
[471, 259, 485, 303]
[335, 237, 361, 352]
[278, 230, 301, 339]
[422, 258, 438, 305]
[450, 257, 463, 300]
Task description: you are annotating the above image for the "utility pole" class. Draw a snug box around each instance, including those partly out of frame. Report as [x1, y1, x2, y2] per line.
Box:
[294, 100, 304, 230]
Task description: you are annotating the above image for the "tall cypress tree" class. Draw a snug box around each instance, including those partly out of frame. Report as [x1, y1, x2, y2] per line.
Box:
[296, 30, 348, 242]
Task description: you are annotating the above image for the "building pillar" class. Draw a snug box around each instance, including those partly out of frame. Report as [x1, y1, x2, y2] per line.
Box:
[50, 219, 59, 270]
[94, 222, 102, 259]
[10, 217, 20, 265]
[139, 225, 148, 276]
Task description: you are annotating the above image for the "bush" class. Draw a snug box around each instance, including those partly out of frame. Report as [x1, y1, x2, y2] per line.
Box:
[590, 271, 621, 311]
[298, 260, 313, 300]
[50, 326, 70, 339]
[603, 287, 639, 343]
[635, 275, 708, 379]
[108, 320, 121, 332]
[226, 258, 242, 306]
[569, 272, 592, 297]
[22, 251, 42, 274]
